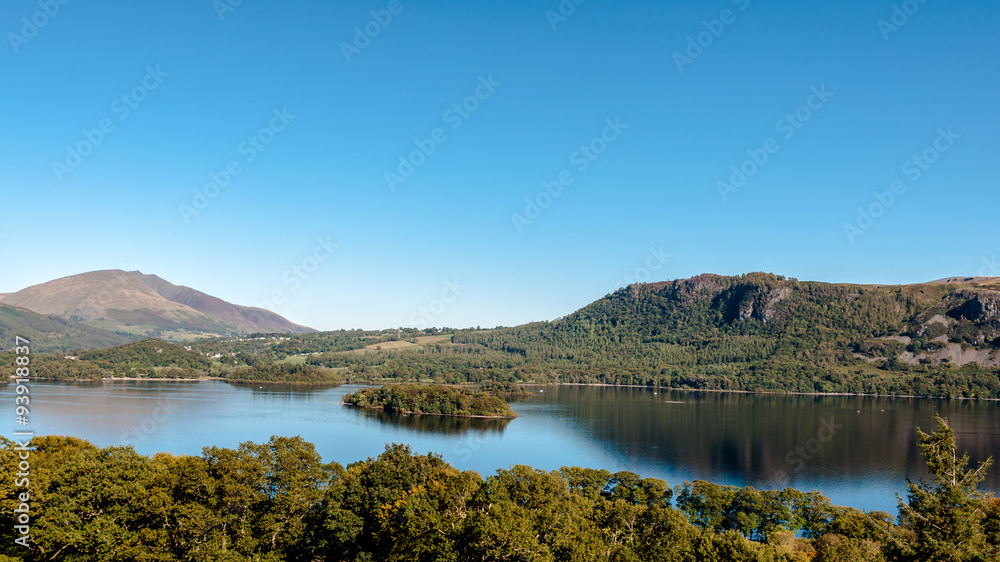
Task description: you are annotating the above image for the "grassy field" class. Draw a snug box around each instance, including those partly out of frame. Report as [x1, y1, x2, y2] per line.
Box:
[275, 354, 309, 365]
[324, 334, 456, 356]
[365, 340, 416, 350]
[361, 334, 454, 351]
[367, 334, 452, 348]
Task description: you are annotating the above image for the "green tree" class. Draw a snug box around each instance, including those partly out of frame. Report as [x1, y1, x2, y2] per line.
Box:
[898, 415, 994, 561]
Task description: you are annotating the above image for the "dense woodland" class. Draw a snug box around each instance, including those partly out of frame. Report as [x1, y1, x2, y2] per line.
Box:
[342, 384, 517, 418]
[1, 417, 997, 561]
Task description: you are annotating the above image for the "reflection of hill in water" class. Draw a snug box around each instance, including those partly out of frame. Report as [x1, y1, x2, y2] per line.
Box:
[513, 386, 1000, 490]
[356, 409, 514, 435]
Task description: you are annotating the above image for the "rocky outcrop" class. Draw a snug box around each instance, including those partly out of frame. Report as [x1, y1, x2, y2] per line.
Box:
[642, 274, 724, 299]
[957, 291, 1000, 322]
[719, 284, 791, 324]
[898, 343, 1000, 368]
[637, 274, 792, 324]
[762, 287, 792, 322]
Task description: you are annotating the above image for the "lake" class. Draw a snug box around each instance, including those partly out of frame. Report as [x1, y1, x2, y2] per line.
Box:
[6, 380, 999, 515]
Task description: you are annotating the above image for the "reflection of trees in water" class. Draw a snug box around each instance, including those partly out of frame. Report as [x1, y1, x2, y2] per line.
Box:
[359, 409, 513, 435]
[528, 385, 1000, 490]
[225, 382, 336, 398]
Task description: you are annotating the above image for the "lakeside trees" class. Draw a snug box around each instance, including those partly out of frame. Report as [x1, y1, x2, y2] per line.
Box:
[0, 417, 996, 561]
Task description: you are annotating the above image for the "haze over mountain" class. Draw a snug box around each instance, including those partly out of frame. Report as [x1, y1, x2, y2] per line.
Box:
[0, 270, 314, 343]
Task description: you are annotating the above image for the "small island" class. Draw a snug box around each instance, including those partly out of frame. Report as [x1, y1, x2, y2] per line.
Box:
[342, 384, 518, 418]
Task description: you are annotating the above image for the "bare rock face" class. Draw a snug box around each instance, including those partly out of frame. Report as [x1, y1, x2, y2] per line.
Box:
[956, 291, 1000, 322]
[722, 284, 791, 324]
[762, 286, 792, 322]
[632, 274, 724, 301]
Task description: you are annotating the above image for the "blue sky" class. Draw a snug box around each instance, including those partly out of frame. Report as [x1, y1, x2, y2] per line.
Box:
[1, 0, 998, 331]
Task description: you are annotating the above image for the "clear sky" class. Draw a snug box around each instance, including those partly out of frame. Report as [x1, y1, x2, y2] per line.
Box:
[2, 0, 998, 331]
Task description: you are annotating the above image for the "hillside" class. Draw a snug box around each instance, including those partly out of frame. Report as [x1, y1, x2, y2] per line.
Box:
[78, 338, 212, 370]
[0, 303, 133, 352]
[444, 273, 1000, 395]
[291, 273, 1000, 398]
[0, 270, 314, 341]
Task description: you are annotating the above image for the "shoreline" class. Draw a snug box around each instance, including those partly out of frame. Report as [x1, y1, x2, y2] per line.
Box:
[5, 375, 342, 386]
[534, 382, 1000, 401]
[7, 375, 999, 401]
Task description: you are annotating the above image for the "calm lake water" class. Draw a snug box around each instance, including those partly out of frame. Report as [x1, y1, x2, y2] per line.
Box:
[6, 381, 999, 515]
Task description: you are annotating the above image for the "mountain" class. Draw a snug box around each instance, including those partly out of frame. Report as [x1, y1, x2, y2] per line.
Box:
[0, 270, 314, 342]
[446, 273, 1000, 397]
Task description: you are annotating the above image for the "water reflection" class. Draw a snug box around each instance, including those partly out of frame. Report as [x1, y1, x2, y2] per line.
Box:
[222, 382, 342, 398]
[352, 408, 514, 435]
[512, 386, 1000, 491]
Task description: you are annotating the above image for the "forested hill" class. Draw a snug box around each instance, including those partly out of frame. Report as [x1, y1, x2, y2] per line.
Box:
[78, 338, 212, 370]
[448, 273, 1000, 396]
[0, 304, 133, 352]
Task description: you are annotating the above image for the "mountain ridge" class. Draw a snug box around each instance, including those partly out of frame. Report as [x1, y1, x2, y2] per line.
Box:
[0, 270, 314, 344]
[437, 272, 1000, 396]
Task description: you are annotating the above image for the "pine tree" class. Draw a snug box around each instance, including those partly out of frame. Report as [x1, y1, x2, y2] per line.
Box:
[898, 415, 994, 561]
